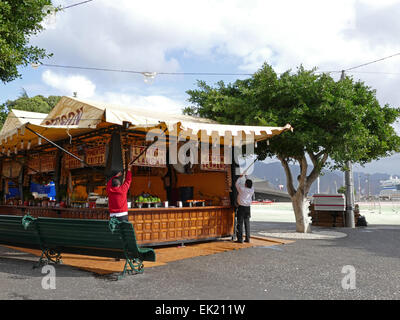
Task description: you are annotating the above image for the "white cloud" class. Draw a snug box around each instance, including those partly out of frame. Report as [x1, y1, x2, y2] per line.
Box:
[93, 92, 185, 115]
[32, 0, 400, 87]
[42, 70, 96, 98]
[41, 70, 185, 114]
[18, 0, 400, 174]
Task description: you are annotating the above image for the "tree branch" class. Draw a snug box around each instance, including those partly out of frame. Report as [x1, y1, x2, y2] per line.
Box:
[297, 155, 308, 193]
[306, 151, 329, 192]
[278, 155, 296, 197]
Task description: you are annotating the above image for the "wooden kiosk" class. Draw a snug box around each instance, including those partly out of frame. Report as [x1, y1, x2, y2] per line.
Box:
[0, 97, 291, 246]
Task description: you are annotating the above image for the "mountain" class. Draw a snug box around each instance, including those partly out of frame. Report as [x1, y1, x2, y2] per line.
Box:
[250, 161, 398, 196]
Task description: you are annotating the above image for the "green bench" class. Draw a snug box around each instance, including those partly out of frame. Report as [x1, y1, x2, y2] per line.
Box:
[0, 214, 156, 279]
[0, 215, 41, 250]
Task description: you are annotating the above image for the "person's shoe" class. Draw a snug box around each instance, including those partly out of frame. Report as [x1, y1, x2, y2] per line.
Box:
[235, 239, 244, 244]
[244, 238, 250, 243]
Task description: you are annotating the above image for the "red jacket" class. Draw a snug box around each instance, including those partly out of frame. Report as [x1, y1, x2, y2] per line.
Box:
[106, 171, 132, 214]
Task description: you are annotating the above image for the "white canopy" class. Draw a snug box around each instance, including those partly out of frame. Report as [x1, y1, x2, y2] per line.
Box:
[41, 96, 293, 142]
[0, 109, 47, 136]
[0, 96, 292, 149]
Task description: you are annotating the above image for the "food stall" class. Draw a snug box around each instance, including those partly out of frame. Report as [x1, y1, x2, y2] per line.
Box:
[0, 96, 292, 246]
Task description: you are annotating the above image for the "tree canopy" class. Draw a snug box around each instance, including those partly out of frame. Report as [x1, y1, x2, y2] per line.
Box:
[185, 64, 400, 170]
[185, 63, 400, 232]
[0, 0, 53, 83]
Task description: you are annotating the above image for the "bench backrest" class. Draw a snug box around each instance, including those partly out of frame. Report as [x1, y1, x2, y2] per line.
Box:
[36, 217, 123, 249]
[35, 217, 155, 261]
[0, 215, 41, 249]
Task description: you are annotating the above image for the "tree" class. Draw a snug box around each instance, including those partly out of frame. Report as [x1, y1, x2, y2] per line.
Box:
[185, 64, 400, 233]
[0, 0, 54, 83]
[0, 94, 61, 129]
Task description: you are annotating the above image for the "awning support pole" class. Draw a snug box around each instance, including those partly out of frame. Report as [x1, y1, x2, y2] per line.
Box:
[25, 125, 100, 172]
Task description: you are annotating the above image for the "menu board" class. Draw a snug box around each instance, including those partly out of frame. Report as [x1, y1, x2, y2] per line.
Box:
[63, 146, 83, 169]
[2, 161, 22, 178]
[40, 154, 56, 172]
[130, 145, 166, 167]
[27, 153, 56, 174]
[200, 153, 229, 172]
[27, 154, 40, 175]
[86, 145, 106, 166]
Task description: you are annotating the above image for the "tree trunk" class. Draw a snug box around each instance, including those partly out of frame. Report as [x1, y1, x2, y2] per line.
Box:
[291, 191, 311, 233]
[278, 152, 328, 233]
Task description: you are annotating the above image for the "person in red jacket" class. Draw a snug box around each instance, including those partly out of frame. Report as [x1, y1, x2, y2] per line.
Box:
[106, 166, 132, 221]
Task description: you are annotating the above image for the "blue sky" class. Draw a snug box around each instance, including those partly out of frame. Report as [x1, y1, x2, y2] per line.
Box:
[1, 0, 400, 174]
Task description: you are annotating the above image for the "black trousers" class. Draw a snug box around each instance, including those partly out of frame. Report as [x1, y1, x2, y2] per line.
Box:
[111, 215, 128, 222]
[236, 205, 251, 241]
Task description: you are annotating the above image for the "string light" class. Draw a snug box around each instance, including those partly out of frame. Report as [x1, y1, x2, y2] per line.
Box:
[20, 140, 24, 149]
[27, 141, 31, 150]
[30, 51, 400, 81]
[142, 72, 157, 84]
[33, 63, 255, 77]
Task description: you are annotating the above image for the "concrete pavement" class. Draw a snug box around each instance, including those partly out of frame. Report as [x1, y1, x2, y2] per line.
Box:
[1, 221, 399, 300]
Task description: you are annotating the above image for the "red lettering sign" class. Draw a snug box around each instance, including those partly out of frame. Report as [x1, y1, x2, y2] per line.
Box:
[130, 145, 166, 167]
[45, 107, 84, 126]
[63, 146, 83, 169]
[86, 145, 106, 166]
[200, 153, 228, 172]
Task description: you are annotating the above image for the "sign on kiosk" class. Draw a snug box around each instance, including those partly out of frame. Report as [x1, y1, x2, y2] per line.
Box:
[27, 154, 56, 174]
[130, 145, 166, 167]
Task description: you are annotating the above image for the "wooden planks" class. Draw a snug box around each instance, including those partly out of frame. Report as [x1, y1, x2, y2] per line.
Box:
[308, 204, 360, 227]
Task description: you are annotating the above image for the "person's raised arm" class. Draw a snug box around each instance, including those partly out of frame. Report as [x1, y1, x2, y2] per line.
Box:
[121, 166, 132, 192]
[235, 175, 246, 192]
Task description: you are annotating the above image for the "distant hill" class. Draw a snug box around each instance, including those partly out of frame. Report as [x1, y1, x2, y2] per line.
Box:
[251, 161, 398, 196]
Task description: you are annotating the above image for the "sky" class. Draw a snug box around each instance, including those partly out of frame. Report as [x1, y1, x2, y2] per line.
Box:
[1, 0, 400, 174]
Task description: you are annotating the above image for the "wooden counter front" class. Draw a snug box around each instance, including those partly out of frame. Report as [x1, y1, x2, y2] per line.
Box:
[0, 205, 235, 246]
[128, 206, 235, 246]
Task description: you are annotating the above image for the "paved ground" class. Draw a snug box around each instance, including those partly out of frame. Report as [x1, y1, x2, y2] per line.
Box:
[1, 220, 399, 300]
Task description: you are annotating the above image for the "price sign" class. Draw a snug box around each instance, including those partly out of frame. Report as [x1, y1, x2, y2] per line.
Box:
[27, 154, 40, 174]
[63, 146, 83, 169]
[86, 145, 106, 166]
[200, 153, 228, 171]
[130, 145, 166, 167]
[40, 154, 56, 172]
